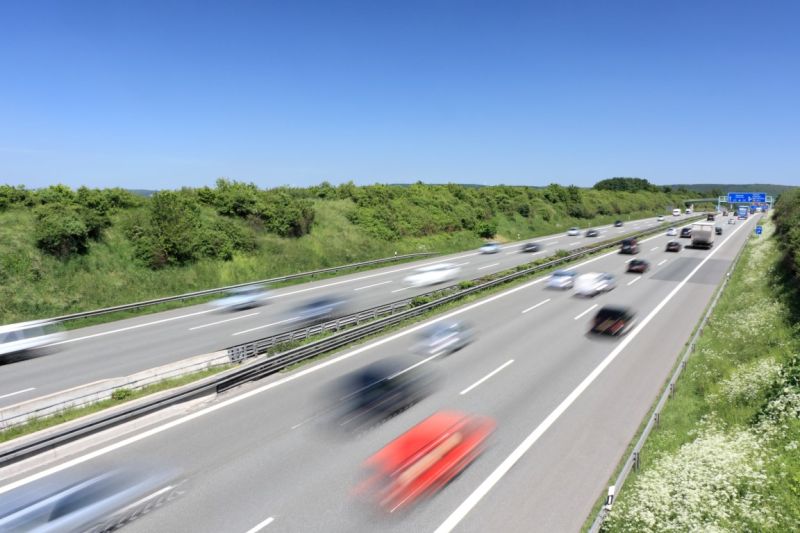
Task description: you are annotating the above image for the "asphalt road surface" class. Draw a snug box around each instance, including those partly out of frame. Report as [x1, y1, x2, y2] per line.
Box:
[0, 214, 693, 407]
[0, 214, 757, 533]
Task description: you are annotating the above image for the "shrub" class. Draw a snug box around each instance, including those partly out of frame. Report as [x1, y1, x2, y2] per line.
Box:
[111, 388, 133, 401]
[33, 204, 90, 258]
[476, 221, 497, 238]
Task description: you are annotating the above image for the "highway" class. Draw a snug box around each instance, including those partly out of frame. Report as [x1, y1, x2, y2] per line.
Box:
[0, 214, 757, 532]
[0, 214, 691, 408]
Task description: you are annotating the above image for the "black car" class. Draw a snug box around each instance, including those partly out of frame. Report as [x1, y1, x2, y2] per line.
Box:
[666, 240, 682, 252]
[590, 306, 636, 336]
[715, 226, 723, 235]
[620, 238, 639, 254]
[585, 229, 599, 237]
[627, 259, 650, 273]
[521, 242, 541, 253]
[614, 220, 624, 227]
[680, 227, 692, 238]
[330, 358, 436, 433]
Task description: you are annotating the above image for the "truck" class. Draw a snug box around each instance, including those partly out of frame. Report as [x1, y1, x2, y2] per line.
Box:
[737, 206, 749, 219]
[706, 213, 716, 221]
[691, 222, 715, 249]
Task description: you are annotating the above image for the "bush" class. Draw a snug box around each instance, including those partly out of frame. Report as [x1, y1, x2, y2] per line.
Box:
[33, 204, 90, 258]
[111, 388, 133, 401]
[0, 185, 30, 210]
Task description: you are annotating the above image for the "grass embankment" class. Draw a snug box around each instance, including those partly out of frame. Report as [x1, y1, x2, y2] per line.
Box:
[0, 365, 232, 444]
[0, 198, 671, 324]
[602, 219, 800, 532]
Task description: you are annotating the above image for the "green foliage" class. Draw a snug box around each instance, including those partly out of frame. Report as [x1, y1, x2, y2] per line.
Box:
[33, 204, 90, 257]
[773, 188, 800, 277]
[0, 185, 30, 210]
[111, 388, 133, 401]
[594, 177, 658, 192]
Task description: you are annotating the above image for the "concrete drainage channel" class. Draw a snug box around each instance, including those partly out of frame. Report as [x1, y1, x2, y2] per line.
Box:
[0, 216, 705, 467]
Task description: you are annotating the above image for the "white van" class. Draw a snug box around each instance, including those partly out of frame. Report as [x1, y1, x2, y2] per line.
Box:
[574, 273, 616, 297]
[672, 208, 681, 216]
[0, 320, 64, 361]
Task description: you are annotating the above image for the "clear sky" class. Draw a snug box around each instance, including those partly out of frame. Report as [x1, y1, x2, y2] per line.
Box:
[1, 0, 798, 189]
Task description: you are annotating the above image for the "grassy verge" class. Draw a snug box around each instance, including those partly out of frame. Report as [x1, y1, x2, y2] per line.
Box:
[599, 218, 800, 532]
[0, 365, 232, 443]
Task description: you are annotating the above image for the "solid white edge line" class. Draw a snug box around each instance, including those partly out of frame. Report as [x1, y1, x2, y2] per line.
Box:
[232, 317, 299, 336]
[0, 216, 692, 496]
[353, 280, 393, 291]
[521, 299, 551, 314]
[189, 312, 260, 331]
[627, 276, 641, 286]
[48, 309, 217, 346]
[460, 360, 515, 395]
[245, 516, 275, 533]
[432, 218, 751, 533]
[0, 387, 36, 400]
[573, 304, 598, 320]
[477, 263, 500, 271]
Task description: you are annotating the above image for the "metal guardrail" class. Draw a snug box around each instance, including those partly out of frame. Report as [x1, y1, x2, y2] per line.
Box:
[44, 252, 436, 323]
[587, 215, 756, 533]
[0, 216, 702, 467]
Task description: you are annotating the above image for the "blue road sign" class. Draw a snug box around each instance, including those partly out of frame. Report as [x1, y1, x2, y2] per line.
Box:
[755, 226, 763, 235]
[727, 192, 767, 203]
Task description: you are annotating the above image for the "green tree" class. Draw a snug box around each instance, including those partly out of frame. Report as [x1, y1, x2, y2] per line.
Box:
[33, 204, 90, 257]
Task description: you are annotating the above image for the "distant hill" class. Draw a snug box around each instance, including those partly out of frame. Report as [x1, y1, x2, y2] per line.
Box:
[669, 184, 794, 198]
[126, 189, 157, 197]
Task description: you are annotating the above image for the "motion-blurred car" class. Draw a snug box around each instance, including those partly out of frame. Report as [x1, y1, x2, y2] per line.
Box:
[355, 411, 495, 512]
[330, 358, 437, 434]
[479, 242, 501, 254]
[728, 218, 736, 225]
[666, 227, 678, 236]
[680, 227, 692, 238]
[403, 263, 460, 288]
[521, 242, 541, 253]
[211, 284, 270, 311]
[293, 295, 350, 325]
[0, 320, 64, 363]
[585, 229, 599, 237]
[547, 269, 577, 289]
[574, 272, 616, 297]
[715, 226, 723, 235]
[627, 259, 650, 273]
[0, 465, 180, 533]
[412, 320, 473, 357]
[619, 238, 639, 254]
[657, 215, 665, 222]
[567, 227, 580, 236]
[589, 306, 636, 336]
[614, 220, 624, 227]
[666, 240, 682, 252]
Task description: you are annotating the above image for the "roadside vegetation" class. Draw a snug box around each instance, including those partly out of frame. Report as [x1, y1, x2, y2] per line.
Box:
[602, 199, 800, 531]
[0, 178, 699, 323]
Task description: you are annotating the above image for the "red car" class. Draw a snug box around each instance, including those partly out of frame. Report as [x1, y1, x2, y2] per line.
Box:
[626, 259, 650, 273]
[355, 411, 495, 512]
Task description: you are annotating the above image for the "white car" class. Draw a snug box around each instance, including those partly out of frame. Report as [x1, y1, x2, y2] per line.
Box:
[666, 227, 678, 236]
[567, 227, 580, 236]
[574, 272, 616, 297]
[0, 320, 65, 361]
[212, 284, 271, 311]
[547, 269, 577, 289]
[657, 215, 665, 222]
[403, 263, 460, 287]
[479, 242, 501, 254]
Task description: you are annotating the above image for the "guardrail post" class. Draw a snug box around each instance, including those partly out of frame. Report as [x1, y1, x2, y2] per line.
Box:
[654, 411, 660, 428]
[669, 382, 675, 398]
[632, 451, 640, 471]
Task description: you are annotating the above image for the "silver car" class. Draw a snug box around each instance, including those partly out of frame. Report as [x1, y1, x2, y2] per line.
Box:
[412, 321, 474, 357]
[211, 284, 271, 311]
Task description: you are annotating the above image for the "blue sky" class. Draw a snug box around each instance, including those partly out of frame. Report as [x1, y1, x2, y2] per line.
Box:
[1, 0, 798, 189]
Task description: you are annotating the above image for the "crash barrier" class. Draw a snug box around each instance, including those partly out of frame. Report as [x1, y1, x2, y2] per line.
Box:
[587, 216, 754, 532]
[46, 252, 436, 323]
[0, 216, 705, 467]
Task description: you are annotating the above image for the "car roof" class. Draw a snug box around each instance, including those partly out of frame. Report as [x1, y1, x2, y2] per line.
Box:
[0, 320, 57, 334]
[596, 305, 633, 317]
[552, 269, 576, 276]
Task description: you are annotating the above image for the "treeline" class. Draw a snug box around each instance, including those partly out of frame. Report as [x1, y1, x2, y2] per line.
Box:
[772, 187, 800, 280]
[1, 178, 692, 269]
